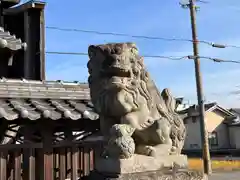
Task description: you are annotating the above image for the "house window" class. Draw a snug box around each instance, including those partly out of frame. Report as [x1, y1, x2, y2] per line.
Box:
[208, 131, 218, 146]
[190, 144, 199, 149]
[192, 116, 197, 123]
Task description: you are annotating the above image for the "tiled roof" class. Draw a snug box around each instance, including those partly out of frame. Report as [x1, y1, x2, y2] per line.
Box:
[0, 98, 98, 121]
[0, 27, 26, 51]
[0, 78, 90, 99]
[0, 79, 99, 121]
[229, 108, 240, 116]
[227, 109, 240, 126]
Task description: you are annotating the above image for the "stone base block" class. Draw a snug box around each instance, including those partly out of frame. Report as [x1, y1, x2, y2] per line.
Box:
[87, 170, 207, 180]
[95, 154, 188, 174]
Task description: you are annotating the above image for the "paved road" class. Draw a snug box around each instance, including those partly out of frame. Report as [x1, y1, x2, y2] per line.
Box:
[209, 171, 240, 180]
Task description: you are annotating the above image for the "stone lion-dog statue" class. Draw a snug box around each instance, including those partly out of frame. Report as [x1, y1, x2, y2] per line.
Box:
[87, 42, 186, 159]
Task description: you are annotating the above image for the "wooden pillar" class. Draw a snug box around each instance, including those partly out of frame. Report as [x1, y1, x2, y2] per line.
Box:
[22, 125, 36, 180]
[37, 121, 54, 180]
[23, 10, 31, 79]
[64, 129, 78, 180]
[0, 150, 7, 180]
[23, 5, 45, 80]
[43, 124, 54, 180]
[39, 6, 45, 80]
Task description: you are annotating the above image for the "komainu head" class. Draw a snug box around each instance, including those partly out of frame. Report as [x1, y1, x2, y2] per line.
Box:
[87, 42, 151, 114]
[87, 42, 146, 87]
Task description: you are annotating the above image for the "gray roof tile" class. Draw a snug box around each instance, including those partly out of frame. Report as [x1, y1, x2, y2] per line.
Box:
[0, 79, 98, 121]
[0, 98, 99, 121]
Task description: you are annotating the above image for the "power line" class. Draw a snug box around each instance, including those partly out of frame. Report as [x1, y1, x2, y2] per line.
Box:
[46, 26, 193, 42]
[194, 0, 240, 13]
[45, 51, 240, 64]
[196, 0, 209, 3]
[45, 51, 188, 60]
[187, 55, 240, 64]
[46, 26, 240, 49]
[46, 51, 88, 56]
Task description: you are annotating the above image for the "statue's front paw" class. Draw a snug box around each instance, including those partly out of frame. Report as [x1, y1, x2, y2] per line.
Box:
[148, 146, 157, 157]
[136, 145, 157, 157]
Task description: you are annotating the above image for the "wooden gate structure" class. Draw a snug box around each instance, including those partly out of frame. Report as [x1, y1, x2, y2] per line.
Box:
[0, 139, 101, 180]
[0, 79, 101, 180]
[0, 1, 102, 179]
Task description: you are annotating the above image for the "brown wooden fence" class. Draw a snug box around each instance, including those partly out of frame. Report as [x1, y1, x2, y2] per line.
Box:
[0, 141, 103, 180]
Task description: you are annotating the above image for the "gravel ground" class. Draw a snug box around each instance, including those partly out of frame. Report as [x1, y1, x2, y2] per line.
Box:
[209, 171, 240, 180]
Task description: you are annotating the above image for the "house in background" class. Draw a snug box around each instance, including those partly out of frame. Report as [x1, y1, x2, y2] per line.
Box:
[183, 102, 237, 150]
[228, 108, 240, 149]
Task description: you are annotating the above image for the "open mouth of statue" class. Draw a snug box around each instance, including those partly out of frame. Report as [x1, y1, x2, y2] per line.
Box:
[102, 67, 131, 78]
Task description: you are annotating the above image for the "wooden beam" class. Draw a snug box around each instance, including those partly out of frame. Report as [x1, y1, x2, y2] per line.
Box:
[23, 10, 31, 79]
[39, 6, 45, 80]
[3, 1, 45, 15]
[41, 122, 54, 180]
[0, 150, 7, 180]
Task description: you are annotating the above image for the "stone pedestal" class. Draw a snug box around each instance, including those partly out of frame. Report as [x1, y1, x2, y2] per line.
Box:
[87, 154, 206, 180]
[95, 154, 188, 174]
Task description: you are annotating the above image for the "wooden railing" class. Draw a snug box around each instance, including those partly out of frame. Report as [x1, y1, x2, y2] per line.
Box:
[0, 141, 103, 180]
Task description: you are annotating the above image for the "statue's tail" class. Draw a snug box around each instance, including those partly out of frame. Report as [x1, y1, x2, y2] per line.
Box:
[161, 88, 186, 153]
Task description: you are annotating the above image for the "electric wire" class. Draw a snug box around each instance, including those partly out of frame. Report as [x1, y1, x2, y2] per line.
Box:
[45, 51, 240, 64]
[46, 26, 240, 49]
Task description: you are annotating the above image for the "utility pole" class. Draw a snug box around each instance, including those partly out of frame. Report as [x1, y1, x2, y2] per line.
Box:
[180, 0, 212, 175]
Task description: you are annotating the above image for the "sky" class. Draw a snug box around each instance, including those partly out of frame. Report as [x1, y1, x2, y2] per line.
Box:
[23, 0, 240, 108]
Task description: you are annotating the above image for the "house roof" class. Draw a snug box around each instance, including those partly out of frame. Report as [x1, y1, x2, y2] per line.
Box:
[205, 103, 235, 117]
[0, 78, 90, 99]
[226, 109, 240, 126]
[204, 102, 217, 111]
[229, 108, 240, 116]
[187, 102, 235, 117]
[0, 78, 99, 121]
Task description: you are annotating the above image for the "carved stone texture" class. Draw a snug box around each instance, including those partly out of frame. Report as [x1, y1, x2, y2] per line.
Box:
[87, 42, 186, 159]
[102, 124, 136, 159]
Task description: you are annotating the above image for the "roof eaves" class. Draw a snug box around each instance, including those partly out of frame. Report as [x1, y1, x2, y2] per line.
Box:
[214, 105, 235, 117]
[3, 0, 46, 15]
[229, 108, 240, 116]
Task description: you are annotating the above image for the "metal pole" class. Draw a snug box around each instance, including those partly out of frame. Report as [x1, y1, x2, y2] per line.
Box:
[188, 0, 212, 175]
